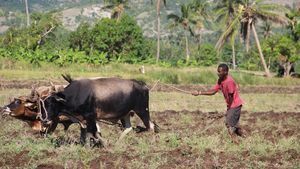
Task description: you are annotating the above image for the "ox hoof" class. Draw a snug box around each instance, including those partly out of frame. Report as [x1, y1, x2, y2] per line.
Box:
[86, 133, 105, 148]
[89, 138, 105, 148]
[133, 126, 147, 133]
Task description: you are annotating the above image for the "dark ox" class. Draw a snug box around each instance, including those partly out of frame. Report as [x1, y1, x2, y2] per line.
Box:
[1, 85, 78, 131]
[40, 75, 156, 146]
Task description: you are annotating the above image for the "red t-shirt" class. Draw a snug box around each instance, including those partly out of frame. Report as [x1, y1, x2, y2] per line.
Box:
[212, 75, 243, 109]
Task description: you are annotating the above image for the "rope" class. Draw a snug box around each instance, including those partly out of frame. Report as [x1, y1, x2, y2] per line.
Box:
[98, 120, 122, 127]
[159, 82, 192, 94]
[39, 98, 48, 121]
[37, 94, 51, 121]
[149, 81, 192, 94]
[149, 80, 160, 92]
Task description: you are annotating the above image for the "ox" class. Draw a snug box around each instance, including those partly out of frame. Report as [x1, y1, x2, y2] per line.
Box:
[40, 75, 157, 146]
[1, 85, 83, 131]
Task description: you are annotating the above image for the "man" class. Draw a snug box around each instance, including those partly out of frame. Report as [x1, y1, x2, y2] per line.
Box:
[192, 63, 245, 143]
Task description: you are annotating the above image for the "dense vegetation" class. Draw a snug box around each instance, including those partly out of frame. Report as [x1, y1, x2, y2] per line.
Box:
[0, 0, 299, 77]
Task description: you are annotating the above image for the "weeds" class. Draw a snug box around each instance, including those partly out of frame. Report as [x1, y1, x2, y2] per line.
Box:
[1, 62, 300, 86]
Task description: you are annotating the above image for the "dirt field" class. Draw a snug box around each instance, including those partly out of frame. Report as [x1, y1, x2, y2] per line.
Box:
[0, 81, 299, 168]
[0, 110, 299, 168]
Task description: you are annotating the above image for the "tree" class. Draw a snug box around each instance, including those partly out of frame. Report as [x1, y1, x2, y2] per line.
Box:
[263, 35, 300, 77]
[285, 3, 300, 42]
[168, 4, 196, 63]
[214, 0, 242, 69]
[75, 15, 149, 63]
[216, 0, 287, 77]
[1, 12, 61, 50]
[103, 0, 128, 21]
[154, 0, 167, 63]
[190, 0, 211, 46]
[69, 22, 91, 52]
[24, 0, 30, 27]
[260, 20, 273, 39]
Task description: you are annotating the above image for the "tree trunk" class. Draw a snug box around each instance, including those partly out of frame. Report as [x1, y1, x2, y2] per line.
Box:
[24, 0, 30, 27]
[184, 30, 190, 62]
[232, 43, 236, 69]
[197, 33, 202, 47]
[252, 24, 271, 77]
[156, 0, 161, 64]
[246, 19, 251, 53]
[284, 62, 293, 77]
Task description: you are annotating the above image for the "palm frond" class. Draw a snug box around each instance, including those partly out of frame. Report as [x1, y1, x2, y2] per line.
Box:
[257, 3, 288, 13]
[214, 7, 228, 22]
[215, 15, 240, 51]
[167, 14, 180, 22]
[181, 4, 190, 19]
[254, 10, 287, 25]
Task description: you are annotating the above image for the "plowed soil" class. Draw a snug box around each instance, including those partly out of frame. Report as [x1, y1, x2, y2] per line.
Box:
[0, 110, 299, 168]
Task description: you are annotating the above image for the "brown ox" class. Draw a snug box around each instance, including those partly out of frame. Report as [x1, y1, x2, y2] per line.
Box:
[1, 85, 79, 131]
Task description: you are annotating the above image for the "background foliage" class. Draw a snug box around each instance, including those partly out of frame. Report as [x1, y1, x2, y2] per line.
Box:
[0, 0, 299, 75]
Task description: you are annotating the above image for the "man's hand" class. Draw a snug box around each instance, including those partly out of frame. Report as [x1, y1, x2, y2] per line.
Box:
[192, 90, 201, 96]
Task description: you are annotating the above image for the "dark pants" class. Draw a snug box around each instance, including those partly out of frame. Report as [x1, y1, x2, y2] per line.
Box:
[225, 105, 242, 129]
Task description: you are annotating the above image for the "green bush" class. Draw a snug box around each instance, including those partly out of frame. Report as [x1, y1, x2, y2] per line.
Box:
[194, 43, 218, 66]
[70, 15, 150, 64]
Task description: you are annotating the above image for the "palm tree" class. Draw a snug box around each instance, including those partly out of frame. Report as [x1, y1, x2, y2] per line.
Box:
[240, 0, 287, 77]
[24, 0, 30, 27]
[216, 0, 287, 77]
[285, 3, 300, 42]
[190, 0, 211, 46]
[214, 0, 242, 69]
[260, 20, 273, 39]
[103, 0, 128, 21]
[154, 0, 167, 63]
[168, 4, 196, 62]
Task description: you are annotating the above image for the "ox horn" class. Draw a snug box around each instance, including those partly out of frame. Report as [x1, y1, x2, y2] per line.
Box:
[50, 81, 55, 92]
[29, 86, 40, 102]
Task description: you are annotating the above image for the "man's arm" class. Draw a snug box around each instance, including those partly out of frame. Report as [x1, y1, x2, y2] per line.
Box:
[227, 93, 234, 109]
[192, 89, 218, 96]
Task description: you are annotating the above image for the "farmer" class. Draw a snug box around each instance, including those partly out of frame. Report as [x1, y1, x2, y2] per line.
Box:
[192, 63, 245, 143]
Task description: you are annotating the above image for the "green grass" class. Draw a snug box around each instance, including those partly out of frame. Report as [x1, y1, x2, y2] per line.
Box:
[1, 60, 300, 86]
[150, 92, 300, 112]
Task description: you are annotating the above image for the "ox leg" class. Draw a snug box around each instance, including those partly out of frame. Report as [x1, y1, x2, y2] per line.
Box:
[80, 127, 87, 145]
[136, 108, 153, 130]
[120, 114, 132, 129]
[86, 118, 105, 148]
[96, 122, 102, 136]
[136, 109, 159, 133]
[116, 115, 132, 144]
[62, 121, 73, 132]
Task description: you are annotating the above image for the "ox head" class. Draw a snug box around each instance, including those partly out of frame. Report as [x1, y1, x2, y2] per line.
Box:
[1, 86, 43, 119]
[2, 96, 37, 117]
[39, 92, 66, 135]
[1, 96, 42, 131]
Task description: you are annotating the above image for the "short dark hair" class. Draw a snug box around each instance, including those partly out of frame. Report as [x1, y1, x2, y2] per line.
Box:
[218, 63, 229, 71]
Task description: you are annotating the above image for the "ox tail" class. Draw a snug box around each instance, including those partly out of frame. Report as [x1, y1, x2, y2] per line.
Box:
[61, 74, 73, 84]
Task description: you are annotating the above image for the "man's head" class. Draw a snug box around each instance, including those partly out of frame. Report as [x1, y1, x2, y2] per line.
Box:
[217, 63, 229, 81]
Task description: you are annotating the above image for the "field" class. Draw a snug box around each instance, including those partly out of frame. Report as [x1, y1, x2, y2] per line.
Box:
[0, 65, 300, 168]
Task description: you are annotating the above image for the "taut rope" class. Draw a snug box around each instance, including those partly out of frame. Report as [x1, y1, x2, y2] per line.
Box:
[149, 80, 192, 94]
